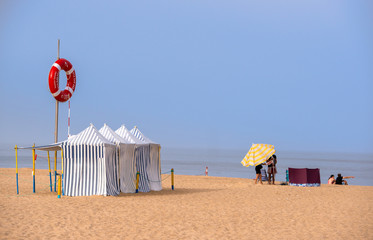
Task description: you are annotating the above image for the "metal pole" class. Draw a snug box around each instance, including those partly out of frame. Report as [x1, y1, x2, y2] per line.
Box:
[171, 168, 174, 190]
[32, 144, 36, 193]
[54, 39, 60, 192]
[47, 151, 52, 192]
[15, 145, 19, 194]
[68, 100, 70, 137]
[136, 172, 139, 193]
[54, 39, 60, 144]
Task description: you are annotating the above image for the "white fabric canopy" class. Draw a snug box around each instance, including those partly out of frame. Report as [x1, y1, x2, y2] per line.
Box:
[17, 143, 62, 152]
[62, 124, 119, 196]
[99, 124, 137, 193]
[116, 125, 152, 192]
[130, 127, 162, 191]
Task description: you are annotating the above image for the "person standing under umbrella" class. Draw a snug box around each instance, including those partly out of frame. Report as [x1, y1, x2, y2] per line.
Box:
[254, 163, 264, 184]
[267, 155, 277, 185]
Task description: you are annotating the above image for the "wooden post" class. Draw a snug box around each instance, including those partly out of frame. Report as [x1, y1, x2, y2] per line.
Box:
[54, 39, 60, 192]
[32, 144, 36, 193]
[136, 171, 139, 193]
[171, 168, 174, 190]
[15, 145, 19, 194]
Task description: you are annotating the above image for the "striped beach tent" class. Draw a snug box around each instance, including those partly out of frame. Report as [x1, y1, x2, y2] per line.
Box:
[99, 124, 137, 193]
[116, 125, 151, 192]
[62, 124, 119, 196]
[241, 143, 276, 167]
[130, 126, 162, 191]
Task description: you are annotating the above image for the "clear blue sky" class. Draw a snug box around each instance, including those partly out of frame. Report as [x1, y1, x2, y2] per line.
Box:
[0, 1, 372, 153]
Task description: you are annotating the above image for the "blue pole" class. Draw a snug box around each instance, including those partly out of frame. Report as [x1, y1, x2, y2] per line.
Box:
[16, 173, 19, 194]
[286, 169, 289, 183]
[49, 172, 52, 192]
[33, 175, 35, 193]
[54, 171, 57, 192]
[62, 173, 64, 196]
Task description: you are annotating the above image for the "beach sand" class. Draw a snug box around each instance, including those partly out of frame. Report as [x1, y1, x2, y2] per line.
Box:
[0, 168, 372, 239]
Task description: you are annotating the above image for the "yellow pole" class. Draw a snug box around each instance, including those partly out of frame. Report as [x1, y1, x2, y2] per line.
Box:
[15, 145, 19, 194]
[54, 151, 57, 192]
[47, 151, 52, 192]
[32, 144, 36, 193]
[61, 148, 64, 196]
[57, 174, 61, 198]
[136, 171, 139, 193]
[171, 168, 174, 190]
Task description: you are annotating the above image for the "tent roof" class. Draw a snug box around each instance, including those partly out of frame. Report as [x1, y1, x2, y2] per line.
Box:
[17, 142, 62, 152]
[130, 126, 158, 145]
[16, 124, 116, 151]
[115, 125, 145, 145]
[99, 124, 133, 145]
[65, 124, 115, 146]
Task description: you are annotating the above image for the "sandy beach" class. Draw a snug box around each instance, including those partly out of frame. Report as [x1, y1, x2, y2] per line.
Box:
[1, 168, 372, 239]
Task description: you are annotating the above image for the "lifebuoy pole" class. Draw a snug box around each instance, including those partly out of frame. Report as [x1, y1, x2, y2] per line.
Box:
[55, 39, 60, 145]
[54, 39, 60, 192]
[68, 100, 70, 137]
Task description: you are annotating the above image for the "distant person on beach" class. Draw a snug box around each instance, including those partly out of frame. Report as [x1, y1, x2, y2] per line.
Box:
[267, 155, 277, 185]
[328, 175, 336, 184]
[335, 173, 355, 185]
[254, 164, 263, 184]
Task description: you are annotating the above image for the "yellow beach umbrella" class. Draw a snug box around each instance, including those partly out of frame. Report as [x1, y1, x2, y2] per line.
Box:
[241, 143, 276, 167]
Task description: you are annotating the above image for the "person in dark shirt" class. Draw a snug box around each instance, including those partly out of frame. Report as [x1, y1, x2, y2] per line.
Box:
[335, 173, 355, 185]
[254, 164, 263, 184]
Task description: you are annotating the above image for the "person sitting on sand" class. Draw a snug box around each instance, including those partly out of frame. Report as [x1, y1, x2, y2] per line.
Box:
[266, 155, 277, 185]
[254, 164, 264, 184]
[335, 173, 355, 185]
[328, 175, 336, 184]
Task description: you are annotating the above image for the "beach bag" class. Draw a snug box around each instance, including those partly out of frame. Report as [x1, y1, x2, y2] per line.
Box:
[261, 169, 268, 181]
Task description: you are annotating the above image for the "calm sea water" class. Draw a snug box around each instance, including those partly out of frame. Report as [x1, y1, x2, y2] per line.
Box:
[161, 148, 373, 186]
[1, 147, 372, 186]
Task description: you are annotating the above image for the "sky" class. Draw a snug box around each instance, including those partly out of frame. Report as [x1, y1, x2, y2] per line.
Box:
[0, 0, 372, 154]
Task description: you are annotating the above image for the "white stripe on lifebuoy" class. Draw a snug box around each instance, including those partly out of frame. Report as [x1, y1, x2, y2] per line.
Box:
[66, 67, 74, 76]
[48, 58, 76, 102]
[66, 87, 74, 95]
[53, 63, 61, 71]
[52, 89, 61, 97]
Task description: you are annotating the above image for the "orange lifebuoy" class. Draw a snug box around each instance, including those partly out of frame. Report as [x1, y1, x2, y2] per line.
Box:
[48, 58, 76, 102]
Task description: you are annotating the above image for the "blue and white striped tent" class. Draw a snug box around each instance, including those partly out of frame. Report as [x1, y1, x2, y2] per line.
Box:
[131, 126, 162, 191]
[99, 124, 137, 193]
[62, 124, 119, 196]
[116, 125, 153, 192]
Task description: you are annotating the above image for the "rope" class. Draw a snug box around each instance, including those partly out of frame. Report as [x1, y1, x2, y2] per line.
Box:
[145, 173, 171, 182]
[141, 170, 173, 183]
[161, 174, 171, 181]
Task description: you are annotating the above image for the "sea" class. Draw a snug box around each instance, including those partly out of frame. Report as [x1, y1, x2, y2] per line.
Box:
[1, 147, 372, 186]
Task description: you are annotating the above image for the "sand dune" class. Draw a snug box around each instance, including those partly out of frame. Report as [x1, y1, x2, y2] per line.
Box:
[0, 168, 372, 239]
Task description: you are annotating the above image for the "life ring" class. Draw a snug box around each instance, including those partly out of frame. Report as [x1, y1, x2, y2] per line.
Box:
[48, 58, 76, 102]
